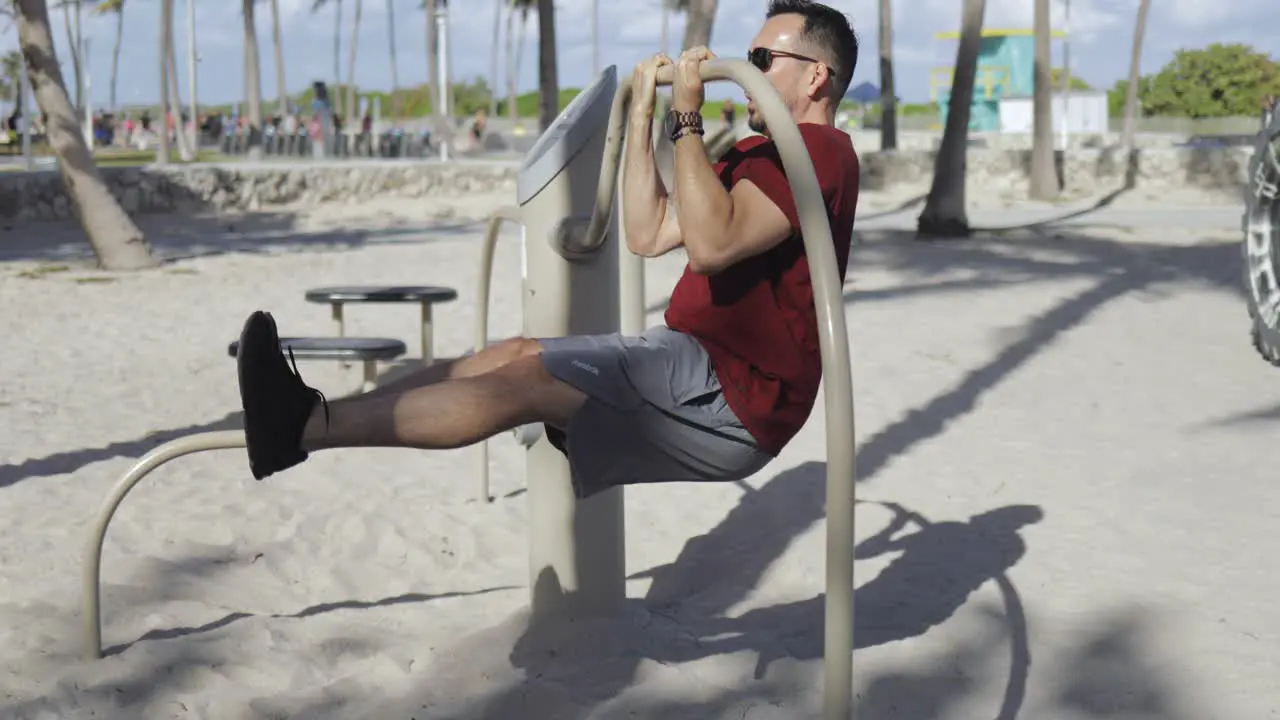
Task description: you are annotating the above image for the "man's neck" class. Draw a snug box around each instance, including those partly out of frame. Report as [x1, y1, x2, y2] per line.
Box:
[794, 104, 834, 127]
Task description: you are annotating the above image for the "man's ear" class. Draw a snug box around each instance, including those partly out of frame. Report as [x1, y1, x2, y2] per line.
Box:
[809, 63, 831, 100]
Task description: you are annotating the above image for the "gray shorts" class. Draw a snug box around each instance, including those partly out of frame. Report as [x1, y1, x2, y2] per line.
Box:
[536, 326, 773, 499]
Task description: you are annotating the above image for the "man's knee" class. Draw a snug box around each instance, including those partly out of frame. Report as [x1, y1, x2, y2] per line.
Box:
[494, 336, 543, 360]
[491, 353, 585, 428]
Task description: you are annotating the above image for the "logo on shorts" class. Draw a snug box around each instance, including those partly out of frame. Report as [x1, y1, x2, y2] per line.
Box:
[570, 359, 600, 375]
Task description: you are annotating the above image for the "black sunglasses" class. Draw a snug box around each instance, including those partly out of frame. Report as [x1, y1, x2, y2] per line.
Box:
[748, 47, 821, 72]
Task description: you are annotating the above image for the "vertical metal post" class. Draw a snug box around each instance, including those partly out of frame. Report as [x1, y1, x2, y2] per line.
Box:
[519, 69, 624, 620]
[419, 302, 434, 364]
[618, 133, 645, 336]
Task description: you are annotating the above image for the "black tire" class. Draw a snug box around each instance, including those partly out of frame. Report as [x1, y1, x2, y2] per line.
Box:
[1243, 109, 1280, 365]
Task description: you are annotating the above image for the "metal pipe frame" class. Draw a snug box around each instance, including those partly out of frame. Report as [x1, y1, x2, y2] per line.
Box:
[474, 206, 524, 503]
[82, 430, 247, 659]
[557, 59, 858, 719]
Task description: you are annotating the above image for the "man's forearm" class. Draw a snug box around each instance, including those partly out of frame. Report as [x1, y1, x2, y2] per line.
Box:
[672, 133, 733, 267]
[621, 112, 668, 255]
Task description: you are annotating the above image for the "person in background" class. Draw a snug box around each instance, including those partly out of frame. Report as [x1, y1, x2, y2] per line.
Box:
[471, 107, 487, 145]
[721, 98, 737, 128]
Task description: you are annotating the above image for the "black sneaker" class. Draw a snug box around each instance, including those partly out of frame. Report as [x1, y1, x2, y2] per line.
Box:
[237, 311, 329, 480]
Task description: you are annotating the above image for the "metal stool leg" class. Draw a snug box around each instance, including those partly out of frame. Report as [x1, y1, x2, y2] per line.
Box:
[330, 302, 345, 338]
[362, 360, 377, 392]
[420, 302, 434, 365]
[332, 302, 351, 369]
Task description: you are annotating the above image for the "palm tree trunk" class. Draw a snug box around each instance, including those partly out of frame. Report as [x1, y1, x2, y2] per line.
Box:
[660, 2, 669, 54]
[535, 0, 557, 132]
[916, 0, 986, 238]
[505, 4, 517, 124]
[1120, 0, 1151, 152]
[109, 5, 123, 112]
[242, 0, 264, 159]
[164, 9, 194, 162]
[387, 0, 399, 116]
[877, 0, 896, 150]
[61, 1, 82, 110]
[426, 0, 438, 119]
[157, 0, 171, 165]
[1028, 0, 1057, 199]
[346, 0, 362, 123]
[680, 0, 718, 51]
[514, 7, 529, 120]
[488, 0, 501, 118]
[14, 0, 154, 270]
[332, 0, 342, 92]
[271, 0, 287, 115]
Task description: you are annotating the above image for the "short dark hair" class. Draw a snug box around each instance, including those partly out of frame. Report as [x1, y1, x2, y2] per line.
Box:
[766, 0, 859, 101]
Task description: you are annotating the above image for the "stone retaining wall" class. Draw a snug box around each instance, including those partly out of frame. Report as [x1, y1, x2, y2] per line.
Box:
[0, 145, 1249, 224]
[0, 162, 519, 222]
[859, 146, 1251, 200]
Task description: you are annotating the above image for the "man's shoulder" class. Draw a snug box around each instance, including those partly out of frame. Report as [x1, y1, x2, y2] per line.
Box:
[730, 125, 856, 161]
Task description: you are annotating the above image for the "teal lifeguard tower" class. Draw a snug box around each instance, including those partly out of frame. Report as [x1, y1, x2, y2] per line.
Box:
[930, 28, 1066, 131]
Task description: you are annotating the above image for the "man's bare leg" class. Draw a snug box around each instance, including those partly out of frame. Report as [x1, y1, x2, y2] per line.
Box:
[302, 352, 583, 451]
[361, 337, 539, 398]
[236, 311, 568, 480]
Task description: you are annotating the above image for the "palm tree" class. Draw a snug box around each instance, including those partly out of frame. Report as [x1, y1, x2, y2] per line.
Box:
[506, 0, 533, 125]
[1028, 0, 1056, 199]
[535, 0, 556, 131]
[387, 0, 400, 116]
[13, 0, 155, 269]
[310, 0, 342, 110]
[878, 0, 896, 150]
[489, 0, 501, 118]
[270, 0, 288, 115]
[1120, 0, 1151, 152]
[242, 0, 265, 159]
[677, 0, 718, 51]
[344, 0, 362, 122]
[916, 0, 986, 238]
[155, 0, 170, 164]
[92, 0, 123, 112]
[162, 0, 194, 160]
[425, 0, 437, 119]
[54, 0, 83, 111]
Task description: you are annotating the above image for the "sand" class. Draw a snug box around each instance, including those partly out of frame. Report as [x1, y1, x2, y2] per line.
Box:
[1, 187, 1277, 719]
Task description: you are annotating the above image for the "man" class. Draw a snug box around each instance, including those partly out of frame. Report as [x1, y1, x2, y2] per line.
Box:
[234, 0, 861, 498]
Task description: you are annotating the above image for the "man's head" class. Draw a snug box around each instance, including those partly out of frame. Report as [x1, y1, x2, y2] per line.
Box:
[746, 0, 858, 134]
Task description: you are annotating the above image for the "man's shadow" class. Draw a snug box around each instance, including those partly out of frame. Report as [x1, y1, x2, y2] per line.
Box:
[667, 500, 1042, 679]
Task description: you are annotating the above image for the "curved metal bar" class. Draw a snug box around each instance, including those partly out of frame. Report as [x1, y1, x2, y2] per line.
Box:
[83, 430, 247, 659]
[562, 59, 858, 719]
[474, 206, 524, 503]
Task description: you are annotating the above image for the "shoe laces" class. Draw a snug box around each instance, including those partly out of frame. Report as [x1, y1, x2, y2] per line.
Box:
[286, 346, 330, 428]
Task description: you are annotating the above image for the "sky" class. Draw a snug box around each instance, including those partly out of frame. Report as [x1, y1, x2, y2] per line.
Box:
[3, 0, 1277, 110]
